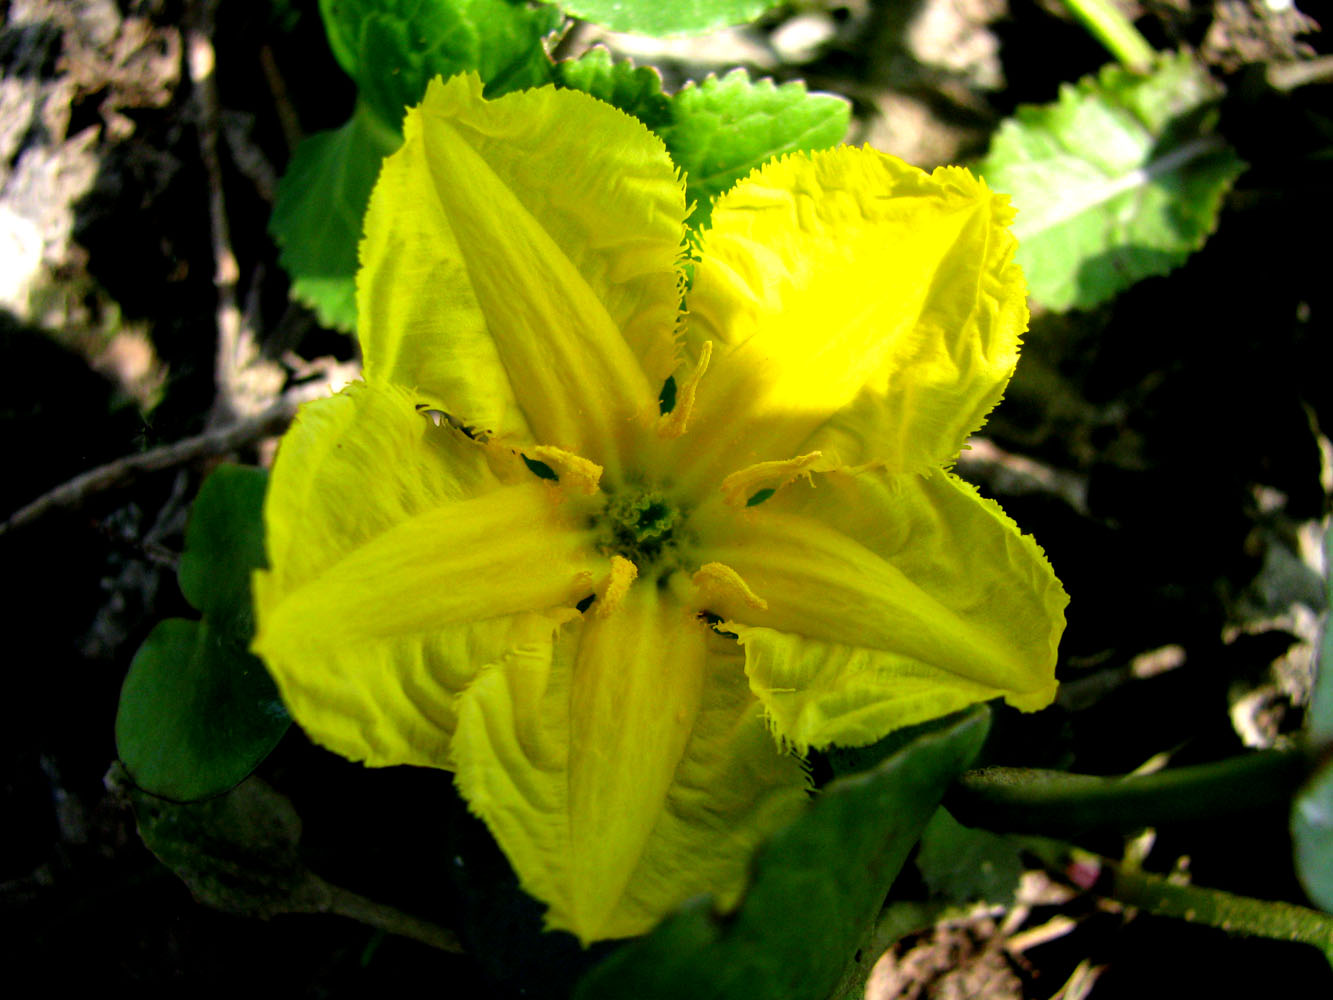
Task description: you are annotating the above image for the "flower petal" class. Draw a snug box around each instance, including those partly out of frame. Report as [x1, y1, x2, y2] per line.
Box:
[253, 381, 599, 767]
[451, 588, 808, 943]
[358, 74, 686, 462]
[692, 467, 1066, 752]
[676, 149, 1026, 492]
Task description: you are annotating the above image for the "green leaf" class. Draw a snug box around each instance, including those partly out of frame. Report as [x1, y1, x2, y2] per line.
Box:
[915, 808, 1023, 906]
[279, 0, 561, 330]
[559, 0, 781, 36]
[1294, 763, 1333, 913]
[320, 0, 561, 127]
[1293, 523, 1333, 911]
[129, 772, 329, 917]
[575, 709, 990, 1000]
[977, 51, 1245, 311]
[177, 464, 271, 636]
[117, 620, 289, 802]
[554, 57, 850, 232]
[270, 104, 400, 333]
[659, 69, 850, 230]
[1305, 524, 1333, 746]
[554, 47, 672, 132]
[116, 466, 288, 802]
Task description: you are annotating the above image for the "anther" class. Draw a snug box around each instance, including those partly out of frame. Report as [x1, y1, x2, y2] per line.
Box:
[524, 445, 604, 495]
[596, 555, 639, 618]
[720, 451, 828, 507]
[657, 341, 712, 439]
[692, 561, 768, 611]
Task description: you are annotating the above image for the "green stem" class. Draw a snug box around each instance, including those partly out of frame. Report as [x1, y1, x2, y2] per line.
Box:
[322, 882, 464, 953]
[1108, 863, 1333, 964]
[1021, 839, 1333, 965]
[1056, 0, 1156, 72]
[947, 749, 1310, 838]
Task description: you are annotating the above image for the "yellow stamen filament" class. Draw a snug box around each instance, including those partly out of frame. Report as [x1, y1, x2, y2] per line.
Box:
[692, 561, 768, 611]
[596, 555, 638, 618]
[525, 445, 604, 495]
[657, 341, 713, 439]
[720, 451, 827, 507]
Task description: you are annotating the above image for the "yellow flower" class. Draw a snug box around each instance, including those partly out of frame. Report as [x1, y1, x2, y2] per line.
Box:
[252, 73, 1067, 945]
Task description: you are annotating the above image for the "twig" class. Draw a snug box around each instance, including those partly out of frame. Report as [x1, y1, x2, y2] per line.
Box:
[0, 379, 340, 537]
[258, 43, 303, 154]
[187, 0, 282, 426]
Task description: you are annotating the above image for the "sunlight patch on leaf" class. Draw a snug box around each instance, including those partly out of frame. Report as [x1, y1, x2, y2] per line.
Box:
[560, 0, 782, 36]
[978, 51, 1245, 311]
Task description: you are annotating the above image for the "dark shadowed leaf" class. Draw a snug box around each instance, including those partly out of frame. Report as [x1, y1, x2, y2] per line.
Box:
[177, 463, 270, 636]
[1294, 524, 1333, 911]
[129, 772, 328, 916]
[915, 808, 1023, 906]
[116, 466, 288, 802]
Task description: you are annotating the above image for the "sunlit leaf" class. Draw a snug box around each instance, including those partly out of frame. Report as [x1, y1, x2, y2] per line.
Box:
[276, 0, 561, 330]
[554, 47, 672, 132]
[661, 69, 850, 229]
[270, 104, 400, 333]
[560, 0, 781, 36]
[318, 0, 560, 126]
[978, 52, 1245, 311]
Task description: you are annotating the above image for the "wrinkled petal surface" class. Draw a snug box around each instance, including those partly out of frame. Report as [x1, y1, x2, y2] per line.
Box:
[675, 150, 1026, 495]
[451, 586, 809, 943]
[693, 468, 1066, 752]
[358, 74, 687, 464]
[253, 382, 600, 767]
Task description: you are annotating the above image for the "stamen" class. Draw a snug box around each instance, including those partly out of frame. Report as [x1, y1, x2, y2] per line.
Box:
[524, 445, 604, 495]
[720, 451, 828, 507]
[657, 341, 713, 439]
[692, 561, 768, 611]
[596, 555, 638, 618]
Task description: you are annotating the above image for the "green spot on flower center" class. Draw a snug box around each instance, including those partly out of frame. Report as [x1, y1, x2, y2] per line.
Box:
[746, 487, 776, 507]
[522, 454, 558, 481]
[601, 489, 682, 566]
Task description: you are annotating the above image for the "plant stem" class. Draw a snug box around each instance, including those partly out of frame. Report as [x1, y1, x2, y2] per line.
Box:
[323, 883, 464, 953]
[1056, 0, 1155, 72]
[1022, 839, 1333, 965]
[947, 748, 1310, 837]
[1106, 863, 1333, 963]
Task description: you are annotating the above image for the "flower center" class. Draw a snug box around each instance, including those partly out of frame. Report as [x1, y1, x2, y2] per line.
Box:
[600, 488, 683, 567]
